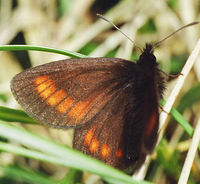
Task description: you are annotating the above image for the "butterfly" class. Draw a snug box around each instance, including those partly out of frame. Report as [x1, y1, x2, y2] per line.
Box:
[10, 42, 165, 171]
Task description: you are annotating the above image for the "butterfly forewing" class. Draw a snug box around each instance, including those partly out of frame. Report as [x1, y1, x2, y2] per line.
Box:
[11, 58, 136, 128]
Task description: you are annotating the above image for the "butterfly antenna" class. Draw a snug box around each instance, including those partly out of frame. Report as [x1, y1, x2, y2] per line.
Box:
[153, 21, 200, 48]
[96, 14, 142, 52]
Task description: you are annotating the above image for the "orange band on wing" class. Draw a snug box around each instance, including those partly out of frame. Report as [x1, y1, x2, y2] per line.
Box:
[56, 97, 74, 114]
[115, 149, 123, 159]
[34, 76, 77, 114]
[100, 144, 110, 159]
[35, 79, 53, 93]
[34, 76, 102, 120]
[89, 138, 99, 153]
[68, 101, 91, 121]
[67, 92, 106, 121]
[145, 110, 157, 137]
[40, 85, 57, 99]
[34, 75, 49, 85]
[84, 126, 97, 146]
[46, 89, 67, 106]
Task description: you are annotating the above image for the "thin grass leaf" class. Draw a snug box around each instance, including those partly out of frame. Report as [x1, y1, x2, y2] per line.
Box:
[0, 165, 57, 184]
[59, 169, 83, 184]
[0, 122, 151, 184]
[156, 139, 181, 178]
[0, 106, 40, 124]
[58, 0, 72, 16]
[0, 94, 7, 103]
[177, 82, 200, 113]
[0, 45, 87, 58]
[0, 142, 73, 166]
[160, 99, 200, 151]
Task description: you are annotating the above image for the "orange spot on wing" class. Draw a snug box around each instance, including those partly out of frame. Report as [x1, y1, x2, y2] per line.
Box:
[68, 100, 91, 121]
[67, 92, 107, 121]
[145, 110, 157, 137]
[89, 138, 99, 153]
[40, 85, 57, 99]
[115, 149, 123, 158]
[34, 75, 49, 85]
[46, 90, 67, 106]
[100, 144, 110, 159]
[35, 79, 53, 93]
[84, 126, 97, 146]
[56, 97, 74, 114]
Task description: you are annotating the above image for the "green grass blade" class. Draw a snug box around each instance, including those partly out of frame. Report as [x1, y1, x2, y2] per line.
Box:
[0, 122, 151, 184]
[160, 99, 200, 151]
[0, 106, 40, 124]
[0, 142, 74, 166]
[0, 45, 87, 58]
[177, 82, 200, 113]
[0, 165, 57, 184]
[59, 169, 83, 184]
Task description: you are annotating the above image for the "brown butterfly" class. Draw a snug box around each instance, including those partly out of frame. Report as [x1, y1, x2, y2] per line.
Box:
[10, 43, 164, 170]
[10, 21, 199, 171]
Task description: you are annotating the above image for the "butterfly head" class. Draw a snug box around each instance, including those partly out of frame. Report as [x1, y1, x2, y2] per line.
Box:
[137, 43, 157, 68]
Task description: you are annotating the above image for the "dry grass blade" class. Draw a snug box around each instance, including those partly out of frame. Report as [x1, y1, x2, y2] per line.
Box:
[159, 38, 200, 135]
[178, 115, 200, 184]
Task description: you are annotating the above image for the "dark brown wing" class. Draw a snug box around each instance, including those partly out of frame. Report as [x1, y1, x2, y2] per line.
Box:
[73, 83, 160, 170]
[73, 85, 138, 170]
[10, 58, 136, 128]
[73, 56, 164, 170]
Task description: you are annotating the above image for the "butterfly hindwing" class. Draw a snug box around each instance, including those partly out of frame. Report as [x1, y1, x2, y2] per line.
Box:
[73, 85, 138, 170]
[73, 81, 160, 170]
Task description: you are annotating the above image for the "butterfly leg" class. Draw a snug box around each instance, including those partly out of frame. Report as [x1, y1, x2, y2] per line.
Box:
[158, 69, 183, 81]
